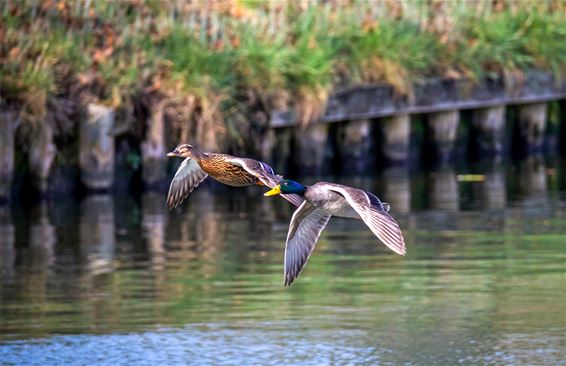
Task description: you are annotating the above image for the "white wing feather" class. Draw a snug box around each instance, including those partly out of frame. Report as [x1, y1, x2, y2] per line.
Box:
[326, 185, 406, 255]
[283, 201, 332, 286]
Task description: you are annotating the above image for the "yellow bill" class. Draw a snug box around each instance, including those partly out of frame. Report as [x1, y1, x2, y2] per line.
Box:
[264, 185, 281, 196]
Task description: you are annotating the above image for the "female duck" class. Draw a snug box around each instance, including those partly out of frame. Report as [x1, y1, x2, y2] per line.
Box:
[265, 179, 406, 286]
[166, 144, 303, 209]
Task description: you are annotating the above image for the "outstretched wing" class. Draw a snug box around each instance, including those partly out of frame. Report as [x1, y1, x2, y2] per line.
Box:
[166, 158, 208, 209]
[283, 201, 332, 286]
[326, 185, 406, 255]
[228, 158, 304, 207]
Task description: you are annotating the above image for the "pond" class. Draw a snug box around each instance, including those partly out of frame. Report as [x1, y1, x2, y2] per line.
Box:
[1, 157, 565, 365]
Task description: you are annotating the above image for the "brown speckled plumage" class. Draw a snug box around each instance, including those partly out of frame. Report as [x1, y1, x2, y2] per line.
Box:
[166, 144, 304, 209]
[198, 154, 258, 186]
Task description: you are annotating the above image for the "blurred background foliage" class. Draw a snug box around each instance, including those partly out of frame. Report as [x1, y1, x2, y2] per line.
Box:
[1, 0, 565, 150]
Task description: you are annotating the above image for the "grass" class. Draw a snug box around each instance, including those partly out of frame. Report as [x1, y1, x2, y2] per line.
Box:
[1, 0, 565, 149]
[453, 10, 566, 78]
[344, 18, 444, 94]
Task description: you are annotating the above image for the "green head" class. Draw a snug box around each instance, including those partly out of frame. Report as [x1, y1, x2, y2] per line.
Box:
[264, 179, 306, 196]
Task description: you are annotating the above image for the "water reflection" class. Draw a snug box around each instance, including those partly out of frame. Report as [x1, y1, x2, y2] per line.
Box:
[475, 164, 506, 210]
[517, 155, 548, 202]
[142, 192, 167, 271]
[428, 169, 459, 211]
[0, 206, 15, 278]
[0, 159, 564, 366]
[29, 202, 56, 269]
[80, 195, 115, 275]
[382, 166, 411, 214]
[168, 189, 227, 268]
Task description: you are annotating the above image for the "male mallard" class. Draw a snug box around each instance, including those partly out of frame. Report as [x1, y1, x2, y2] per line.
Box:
[166, 144, 303, 209]
[265, 179, 406, 286]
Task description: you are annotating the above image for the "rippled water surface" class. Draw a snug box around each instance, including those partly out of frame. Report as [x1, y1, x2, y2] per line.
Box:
[1, 160, 565, 365]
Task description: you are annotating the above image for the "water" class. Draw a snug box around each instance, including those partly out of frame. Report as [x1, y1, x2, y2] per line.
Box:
[1, 159, 565, 365]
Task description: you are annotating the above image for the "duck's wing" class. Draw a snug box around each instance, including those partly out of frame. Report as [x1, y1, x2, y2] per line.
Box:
[326, 185, 406, 255]
[283, 201, 332, 286]
[228, 158, 304, 207]
[166, 158, 209, 209]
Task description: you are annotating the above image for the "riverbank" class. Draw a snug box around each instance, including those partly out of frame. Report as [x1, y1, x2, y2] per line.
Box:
[1, 1, 565, 197]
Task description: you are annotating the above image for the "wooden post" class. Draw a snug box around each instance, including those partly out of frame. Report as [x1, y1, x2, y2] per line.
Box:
[517, 103, 548, 153]
[293, 123, 329, 175]
[425, 111, 460, 163]
[335, 119, 374, 174]
[141, 101, 167, 186]
[80, 104, 115, 190]
[28, 122, 56, 193]
[0, 112, 18, 200]
[381, 115, 410, 163]
[471, 106, 505, 156]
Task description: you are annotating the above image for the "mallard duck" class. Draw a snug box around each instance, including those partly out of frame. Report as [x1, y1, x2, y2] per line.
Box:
[264, 179, 406, 286]
[166, 144, 303, 209]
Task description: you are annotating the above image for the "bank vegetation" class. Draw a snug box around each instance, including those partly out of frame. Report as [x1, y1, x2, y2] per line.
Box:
[1, 0, 565, 156]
